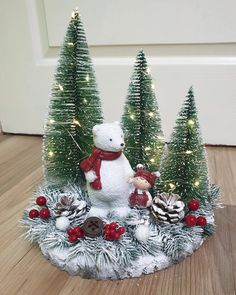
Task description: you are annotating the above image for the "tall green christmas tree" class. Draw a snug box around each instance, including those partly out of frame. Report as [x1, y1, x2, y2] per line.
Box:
[121, 50, 164, 171]
[43, 9, 103, 185]
[160, 87, 209, 202]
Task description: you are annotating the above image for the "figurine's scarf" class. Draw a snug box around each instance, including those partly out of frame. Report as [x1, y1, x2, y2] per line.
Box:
[80, 147, 122, 190]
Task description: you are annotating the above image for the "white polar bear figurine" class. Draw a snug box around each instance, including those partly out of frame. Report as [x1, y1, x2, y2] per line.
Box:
[80, 122, 134, 218]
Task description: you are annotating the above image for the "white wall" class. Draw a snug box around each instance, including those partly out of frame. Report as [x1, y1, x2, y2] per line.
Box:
[0, 0, 236, 144]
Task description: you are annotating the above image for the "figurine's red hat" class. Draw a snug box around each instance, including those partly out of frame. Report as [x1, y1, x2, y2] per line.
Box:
[134, 164, 160, 187]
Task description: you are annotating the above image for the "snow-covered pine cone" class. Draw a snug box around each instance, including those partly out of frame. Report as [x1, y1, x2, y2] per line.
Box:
[151, 192, 185, 224]
[53, 194, 87, 220]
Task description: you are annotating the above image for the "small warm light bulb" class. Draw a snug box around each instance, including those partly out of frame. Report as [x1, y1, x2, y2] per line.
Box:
[188, 119, 195, 127]
[67, 42, 74, 46]
[84, 98, 87, 103]
[151, 84, 155, 90]
[194, 180, 200, 187]
[145, 147, 151, 151]
[71, 11, 76, 19]
[58, 84, 64, 91]
[185, 150, 192, 154]
[73, 119, 81, 126]
[48, 151, 54, 157]
[130, 114, 135, 120]
[150, 158, 155, 163]
[149, 112, 154, 117]
[86, 74, 90, 82]
[169, 183, 176, 189]
[49, 119, 55, 124]
[146, 67, 151, 74]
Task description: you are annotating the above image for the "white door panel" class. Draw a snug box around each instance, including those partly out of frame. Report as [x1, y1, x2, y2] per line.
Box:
[0, 0, 236, 145]
[44, 0, 236, 46]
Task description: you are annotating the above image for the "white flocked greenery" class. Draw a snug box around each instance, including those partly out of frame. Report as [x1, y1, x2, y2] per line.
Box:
[21, 183, 219, 280]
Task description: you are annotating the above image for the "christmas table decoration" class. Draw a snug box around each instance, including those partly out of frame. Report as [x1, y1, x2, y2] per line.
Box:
[21, 9, 220, 280]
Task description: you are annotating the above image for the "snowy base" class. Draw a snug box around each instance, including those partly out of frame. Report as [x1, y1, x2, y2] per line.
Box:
[21, 183, 219, 281]
[39, 237, 204, 280]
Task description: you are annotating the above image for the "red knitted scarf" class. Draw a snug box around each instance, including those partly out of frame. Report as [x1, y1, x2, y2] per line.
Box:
[80, 147, 122, 190]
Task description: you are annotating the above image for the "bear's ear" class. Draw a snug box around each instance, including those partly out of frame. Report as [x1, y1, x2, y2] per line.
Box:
[114, 121, 121, 127]
[92, 124, 100, 136]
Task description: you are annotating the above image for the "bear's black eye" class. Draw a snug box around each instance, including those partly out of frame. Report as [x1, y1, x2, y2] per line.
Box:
[109, 138, 113, 141]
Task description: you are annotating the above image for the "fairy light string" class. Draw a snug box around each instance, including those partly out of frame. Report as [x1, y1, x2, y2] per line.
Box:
[43, 9, 103, 185]
[121, 49, 164, 171]
[160, 87, 210, 202]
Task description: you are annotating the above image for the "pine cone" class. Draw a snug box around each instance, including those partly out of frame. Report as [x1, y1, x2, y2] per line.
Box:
[151, 192, 185, 224]
[53, 194, 87, 220]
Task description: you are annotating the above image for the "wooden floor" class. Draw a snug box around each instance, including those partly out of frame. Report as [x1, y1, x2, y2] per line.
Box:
[0, 134, 235, 295]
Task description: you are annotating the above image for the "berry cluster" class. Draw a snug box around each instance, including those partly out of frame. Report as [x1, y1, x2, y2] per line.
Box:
[67, 226, 85, 243]
[104, 222, 125, 241]
[185, 199, 207, 227]
[28, 196, 50, 219]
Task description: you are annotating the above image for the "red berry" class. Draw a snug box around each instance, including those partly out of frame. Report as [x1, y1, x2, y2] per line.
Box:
[185, 214, 197, 227]
[114, 232, 120, 240]
[68, 234, 78, 243]
[105, 234, 111, 241]
[36, 196, 47, 206]
[29, 209, 39, 218]
[74, 226, 82, 235]
[188, 199, 200, 211]
[73, 226, 84, 238]
[105, 229, 112, 236]
[196, 216, 207, 227]
[110, 229, 116, 239]
[77, 230, 85, 238]
[67, 228, 75, 235]
[39, 208, 50, 219]
[105, 224, 110, 231]
[118, 226, 125, 235]
[110, 222, 117, 230]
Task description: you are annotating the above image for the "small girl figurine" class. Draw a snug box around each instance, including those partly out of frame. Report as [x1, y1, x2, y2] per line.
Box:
[129, 164, 160, 208]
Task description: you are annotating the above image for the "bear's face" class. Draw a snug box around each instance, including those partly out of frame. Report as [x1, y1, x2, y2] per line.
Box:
[92, 122, 125, 152]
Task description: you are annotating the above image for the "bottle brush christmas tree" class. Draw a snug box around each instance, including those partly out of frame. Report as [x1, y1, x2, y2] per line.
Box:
[43, 9, 103, 185]
[121, 49, 164, 171]
[160, 87, 209, 202]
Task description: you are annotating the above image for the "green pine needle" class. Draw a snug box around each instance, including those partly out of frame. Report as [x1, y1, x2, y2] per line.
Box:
[43, 10, 103, 185]
[159, 87, 210, 202]
[121, 49, 164, 171]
